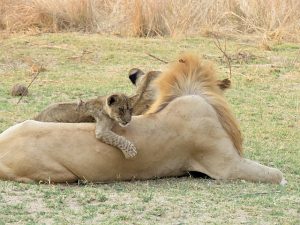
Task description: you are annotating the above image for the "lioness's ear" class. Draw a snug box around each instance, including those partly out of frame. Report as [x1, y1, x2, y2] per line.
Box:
[107, 95, 118, 106]
[128, 68, 144, 85]
[218, 78, 231, 90]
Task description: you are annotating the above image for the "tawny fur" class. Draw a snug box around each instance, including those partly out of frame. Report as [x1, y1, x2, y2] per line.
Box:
[0, 53, 285, 184]
[147, 53, 243, 155]
[32, 72, 159, 123]
[130, 70, 161, 115]
[77, 94, 137, 159]
[34, 69, 231, 123]
[34, 102, 95, 122]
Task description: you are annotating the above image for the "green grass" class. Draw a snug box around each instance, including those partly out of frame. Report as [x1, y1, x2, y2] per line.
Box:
[0, 33, 299, 224]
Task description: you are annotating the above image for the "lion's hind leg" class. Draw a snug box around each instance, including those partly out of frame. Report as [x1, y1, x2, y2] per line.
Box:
[228, 158, 286, 185]
[200, 152, 285, 184]
[191, 138, 285, 184]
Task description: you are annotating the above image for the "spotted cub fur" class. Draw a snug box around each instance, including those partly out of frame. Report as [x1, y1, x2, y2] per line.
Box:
[77, 94, 137, 159]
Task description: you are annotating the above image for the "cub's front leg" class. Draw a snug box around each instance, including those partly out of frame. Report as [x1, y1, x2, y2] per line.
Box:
[95, 118, 137, 159]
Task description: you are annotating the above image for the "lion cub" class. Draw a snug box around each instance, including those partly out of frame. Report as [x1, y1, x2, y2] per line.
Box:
[77, 94, 137, 159]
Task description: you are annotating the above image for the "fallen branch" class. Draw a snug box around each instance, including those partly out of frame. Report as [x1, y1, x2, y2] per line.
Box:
[213, 35, 232, 80]
[40, 45, 73, 51]
[146, 53, 168, 64]
[235, 191, 282, 198]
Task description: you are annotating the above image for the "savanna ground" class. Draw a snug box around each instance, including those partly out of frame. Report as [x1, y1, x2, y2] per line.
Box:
[0, 33, 299, 224]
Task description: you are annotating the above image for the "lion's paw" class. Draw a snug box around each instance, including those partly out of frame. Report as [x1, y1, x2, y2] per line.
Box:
[122, 144, 137, 159]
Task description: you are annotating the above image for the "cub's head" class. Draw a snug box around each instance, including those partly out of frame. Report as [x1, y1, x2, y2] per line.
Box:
[105, 94, 133, 127]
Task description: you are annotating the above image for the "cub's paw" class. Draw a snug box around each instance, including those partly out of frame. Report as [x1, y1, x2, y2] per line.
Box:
[122, 143, 137, 159]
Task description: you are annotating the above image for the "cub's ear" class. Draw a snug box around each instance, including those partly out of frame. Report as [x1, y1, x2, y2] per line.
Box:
[217, 78, 231, 90]
[107, 94, 118, 106]
[128, 68, 145, 85]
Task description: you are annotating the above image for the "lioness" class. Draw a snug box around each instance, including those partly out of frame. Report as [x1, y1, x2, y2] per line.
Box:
[0, 53, 285, 184]
[76, 94, 136, 159]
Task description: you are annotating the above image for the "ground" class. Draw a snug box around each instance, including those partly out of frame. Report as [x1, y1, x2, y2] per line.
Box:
[0, 33, 299, 224]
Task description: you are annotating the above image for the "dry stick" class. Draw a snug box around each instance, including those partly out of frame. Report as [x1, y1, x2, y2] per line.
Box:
[17, 70, 41, 104]
[40, 45, 73, 51]
[235, 191, 282, 198]
[213, 35, 232, 80]
[67, 49, 93, 60]
[146, 53, 168, 64]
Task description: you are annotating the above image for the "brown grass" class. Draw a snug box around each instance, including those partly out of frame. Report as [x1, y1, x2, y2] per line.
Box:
[0, 0, 299, 42]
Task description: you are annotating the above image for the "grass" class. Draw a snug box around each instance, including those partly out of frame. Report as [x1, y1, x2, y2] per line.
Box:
[0, 33, 299, 224]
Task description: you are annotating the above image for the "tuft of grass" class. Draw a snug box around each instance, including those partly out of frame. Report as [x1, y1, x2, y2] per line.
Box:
[0, 33, 299, 224]
[0, 0, 300, 42]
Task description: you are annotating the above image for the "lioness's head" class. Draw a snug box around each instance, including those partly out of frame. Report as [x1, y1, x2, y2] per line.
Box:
[128, 68, 231, 115]
[105, 94, 133, 126]
[128, 68, 231, 92]
[128, 68, 161, 115]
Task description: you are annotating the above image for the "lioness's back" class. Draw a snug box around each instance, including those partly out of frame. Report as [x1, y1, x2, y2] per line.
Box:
[34, 102, 95, 123]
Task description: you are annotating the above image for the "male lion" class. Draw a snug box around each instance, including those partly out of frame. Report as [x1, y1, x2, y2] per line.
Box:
[0, 53, 285, 184]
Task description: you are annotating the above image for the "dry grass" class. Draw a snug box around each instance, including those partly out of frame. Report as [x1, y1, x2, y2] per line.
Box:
[0, 0, 300, 41]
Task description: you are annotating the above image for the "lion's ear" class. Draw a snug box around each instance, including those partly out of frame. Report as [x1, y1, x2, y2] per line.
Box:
[128, 68, 145, 85]
[107, 94, 118, 106]
[218, 79, 231, 90]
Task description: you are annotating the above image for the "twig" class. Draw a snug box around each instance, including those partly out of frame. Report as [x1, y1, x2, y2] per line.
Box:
[17, 70, 41, 104]
[213, 35, 232, 80]
[67, 49, 93, 60]
[235, 191, 281, 198]
[40, 45, 73, 51]
[146, 53, 168, 64]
